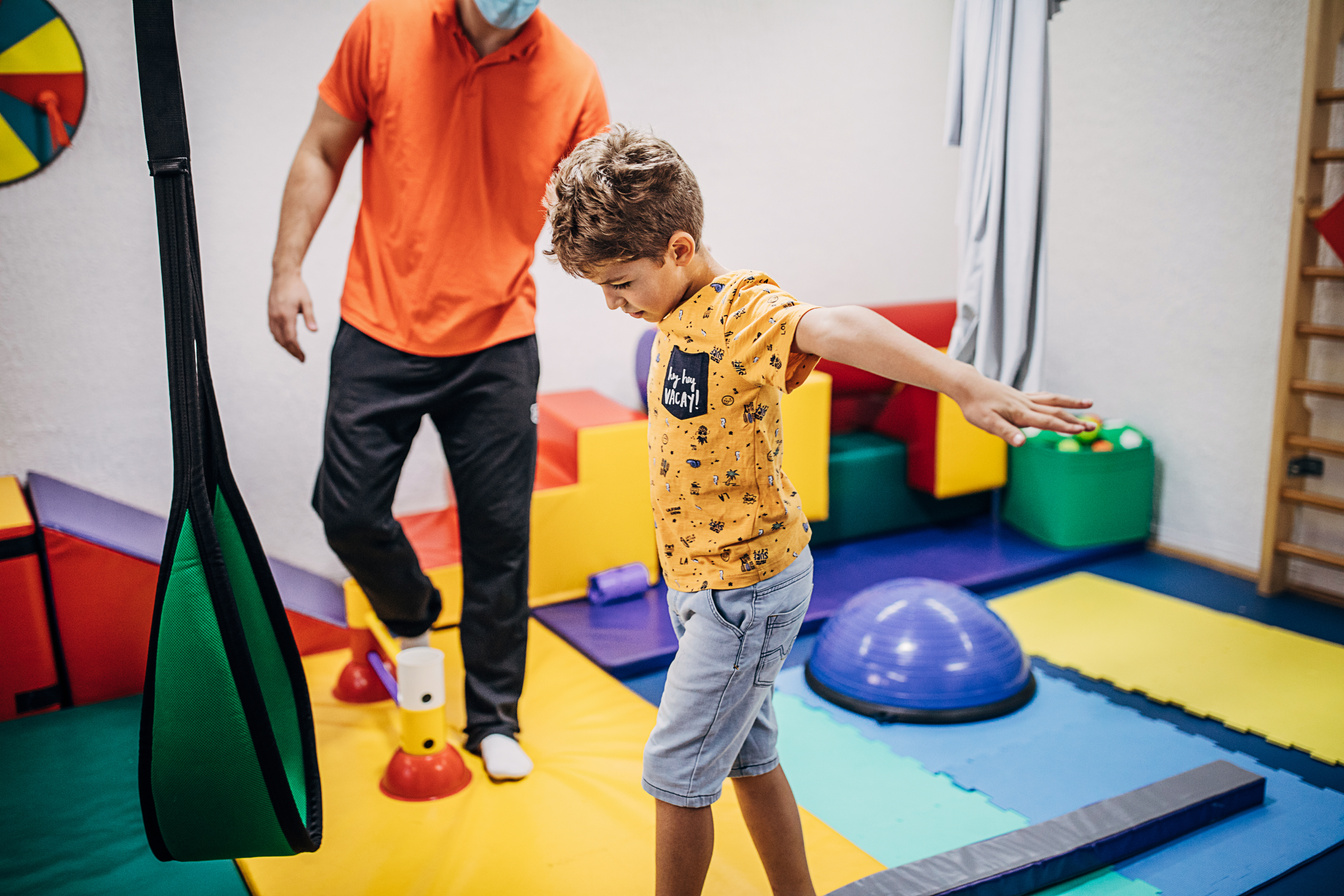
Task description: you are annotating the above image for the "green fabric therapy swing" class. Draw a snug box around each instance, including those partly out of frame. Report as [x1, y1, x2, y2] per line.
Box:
[133, 0, 322, 862]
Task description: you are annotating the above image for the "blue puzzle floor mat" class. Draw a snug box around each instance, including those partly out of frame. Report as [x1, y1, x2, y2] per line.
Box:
[772, 665, 1344, 896]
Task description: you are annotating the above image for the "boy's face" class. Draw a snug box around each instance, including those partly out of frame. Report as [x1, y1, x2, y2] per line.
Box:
[588, 256, 686, 323]
[587, 236, 697, 323]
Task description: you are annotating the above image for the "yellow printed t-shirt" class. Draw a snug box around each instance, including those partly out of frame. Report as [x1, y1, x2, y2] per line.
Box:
[320, 0, 609, 357]
[648, 270, 820, 592]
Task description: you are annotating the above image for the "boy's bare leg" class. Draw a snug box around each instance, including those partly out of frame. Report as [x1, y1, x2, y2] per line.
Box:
[731, 764, 816, 896]
[656, 800, 714, 896]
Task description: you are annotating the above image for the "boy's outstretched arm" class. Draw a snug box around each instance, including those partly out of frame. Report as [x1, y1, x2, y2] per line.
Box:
[793, 306, 1092, 447]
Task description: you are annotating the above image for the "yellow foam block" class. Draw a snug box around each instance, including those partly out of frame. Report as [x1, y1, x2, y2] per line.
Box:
[990, 571, 1344, 765]
[240, 622, 880, 895]
[526, 417, 658, 606]
[933, 391, 1006, 499]
[0, 475, 32, 536]
[782, 371, 831, 523]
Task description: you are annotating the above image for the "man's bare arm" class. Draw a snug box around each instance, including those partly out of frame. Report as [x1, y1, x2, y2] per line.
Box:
[267, 98, 363, 362]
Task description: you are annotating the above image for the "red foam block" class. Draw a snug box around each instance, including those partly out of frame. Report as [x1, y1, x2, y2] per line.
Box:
[44, 529, 157, 707]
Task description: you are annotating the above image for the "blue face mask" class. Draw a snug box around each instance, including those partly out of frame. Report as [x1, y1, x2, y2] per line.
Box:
[474, 0, 539, 30]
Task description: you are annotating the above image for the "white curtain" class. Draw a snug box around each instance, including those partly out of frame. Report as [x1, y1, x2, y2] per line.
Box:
[945, 0, 1060, 392]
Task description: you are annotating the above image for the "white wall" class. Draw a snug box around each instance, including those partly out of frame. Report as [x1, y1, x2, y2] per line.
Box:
[0, 0, 1319, 586]
[1047, 0, 1310, 573]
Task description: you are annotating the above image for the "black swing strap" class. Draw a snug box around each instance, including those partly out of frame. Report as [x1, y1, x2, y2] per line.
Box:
[133, 0, 322, 862]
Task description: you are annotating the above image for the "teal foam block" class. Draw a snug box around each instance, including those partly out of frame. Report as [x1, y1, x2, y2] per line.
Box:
[775, 667, 1344, 896]
[775, 696, 1160, 896]
[810, 433, 988, 546]
[0, 696, 249, 896]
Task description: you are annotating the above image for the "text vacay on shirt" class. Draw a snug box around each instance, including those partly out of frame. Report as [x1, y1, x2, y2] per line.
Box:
[662, 347, 708, 420]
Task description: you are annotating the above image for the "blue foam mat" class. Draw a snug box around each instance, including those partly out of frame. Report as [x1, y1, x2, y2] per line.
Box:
[774, 665, 1344, 896]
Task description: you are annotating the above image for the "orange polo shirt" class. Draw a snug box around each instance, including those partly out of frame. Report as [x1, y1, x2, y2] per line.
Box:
[319, 0, 608, 356]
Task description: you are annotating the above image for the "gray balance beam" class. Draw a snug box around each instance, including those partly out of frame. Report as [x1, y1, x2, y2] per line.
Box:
[828, 760, 1265, 896]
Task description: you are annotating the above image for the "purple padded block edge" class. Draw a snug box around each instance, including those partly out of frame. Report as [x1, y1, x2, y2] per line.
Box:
[29, 472, 167, 564]
[531, 515, 1143, 678]
[27, 471, 345, 626]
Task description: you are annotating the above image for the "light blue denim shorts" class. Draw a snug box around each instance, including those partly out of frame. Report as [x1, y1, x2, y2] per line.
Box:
[642, 546, 813, 808]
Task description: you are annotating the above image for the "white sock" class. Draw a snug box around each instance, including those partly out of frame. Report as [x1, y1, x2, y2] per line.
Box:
[480, 734, 533, 780]
[399, 631, 430, 651]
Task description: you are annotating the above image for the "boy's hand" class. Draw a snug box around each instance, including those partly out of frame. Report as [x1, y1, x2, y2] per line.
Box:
[951, 373, 1093, 447]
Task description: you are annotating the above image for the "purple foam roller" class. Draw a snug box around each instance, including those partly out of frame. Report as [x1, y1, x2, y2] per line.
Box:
[588, 562, 651, 606]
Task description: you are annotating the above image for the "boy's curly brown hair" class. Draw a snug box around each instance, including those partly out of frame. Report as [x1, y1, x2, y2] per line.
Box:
[544, 125, 704, 277]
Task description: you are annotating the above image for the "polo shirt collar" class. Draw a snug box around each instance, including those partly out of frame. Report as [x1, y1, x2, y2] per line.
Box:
[433, 1, 544, 62]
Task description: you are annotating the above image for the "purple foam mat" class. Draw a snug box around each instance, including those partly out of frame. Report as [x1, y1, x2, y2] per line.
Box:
[27, 471, 344, 624]
[531, 514, 1143, 678]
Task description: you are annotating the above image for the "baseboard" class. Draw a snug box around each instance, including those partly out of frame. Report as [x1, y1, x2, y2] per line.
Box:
[1146, 540, 1258, 582]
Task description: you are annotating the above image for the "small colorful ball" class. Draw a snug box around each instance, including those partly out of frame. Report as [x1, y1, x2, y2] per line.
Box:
[1056, 437, 1082, 453]
[1118, 428, 1144, 450]
[1091, 440, 1114, 453]
[1076, 414, 1103, 443]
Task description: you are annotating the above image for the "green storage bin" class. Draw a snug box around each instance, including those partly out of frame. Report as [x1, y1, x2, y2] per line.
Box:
[1002, 434, 1155, 549]
[810, 432, 988, 545]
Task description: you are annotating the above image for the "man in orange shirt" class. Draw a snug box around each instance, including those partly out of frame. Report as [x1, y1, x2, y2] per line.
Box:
[267, 0, 608, 780]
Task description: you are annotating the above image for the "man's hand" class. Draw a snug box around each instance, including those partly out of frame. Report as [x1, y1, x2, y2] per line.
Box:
[951, 372, 1093, 447]
[268, 270, 318, 362]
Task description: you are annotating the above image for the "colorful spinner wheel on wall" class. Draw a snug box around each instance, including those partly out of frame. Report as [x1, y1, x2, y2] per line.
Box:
[0, 0, 85, 187]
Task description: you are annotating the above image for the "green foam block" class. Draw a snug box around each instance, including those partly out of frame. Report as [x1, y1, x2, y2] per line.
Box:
[811, 433, 988, 545]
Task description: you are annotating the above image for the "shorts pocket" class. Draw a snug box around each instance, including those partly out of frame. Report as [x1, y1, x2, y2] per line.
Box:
[754, 598, 808, 687]
[707, 586, 750, 639]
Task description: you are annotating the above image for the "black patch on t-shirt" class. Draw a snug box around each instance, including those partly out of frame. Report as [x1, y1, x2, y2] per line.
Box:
[662, 346, 708, 420]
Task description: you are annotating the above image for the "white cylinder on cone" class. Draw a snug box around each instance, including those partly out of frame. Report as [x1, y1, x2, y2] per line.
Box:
[397, 646, 445, 711]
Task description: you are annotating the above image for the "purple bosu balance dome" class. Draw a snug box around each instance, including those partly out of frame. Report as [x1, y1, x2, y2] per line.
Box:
[634, 327, 656, 409]
[805, 577, 1036, 723]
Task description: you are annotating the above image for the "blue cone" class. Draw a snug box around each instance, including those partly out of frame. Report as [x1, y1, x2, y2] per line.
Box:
[805, 577, 1035, 723]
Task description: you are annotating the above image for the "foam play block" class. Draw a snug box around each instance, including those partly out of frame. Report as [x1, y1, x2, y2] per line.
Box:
[29, 472, 348, 706]
[0, 475, 61, 719]
[829, 761, 1264, 896]
[529, 390, 661, 604]
[991, 572, 1344, 765]
[238, 621, 883, 896]
[817, 301, 957, 435]
[368, 380, 832, 628]
[872, 379, 1006, 499]
[30, 473, 163, 706]
[810, 433, 988, 545]
[814, 300, 1005, 498]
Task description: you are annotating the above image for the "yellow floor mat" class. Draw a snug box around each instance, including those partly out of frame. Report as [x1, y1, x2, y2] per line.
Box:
[238, 621, 881, 895]
[991, 572, 1344, 765]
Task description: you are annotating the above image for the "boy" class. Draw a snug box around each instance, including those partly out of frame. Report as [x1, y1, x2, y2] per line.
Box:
[544, 126, 1092, 896]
